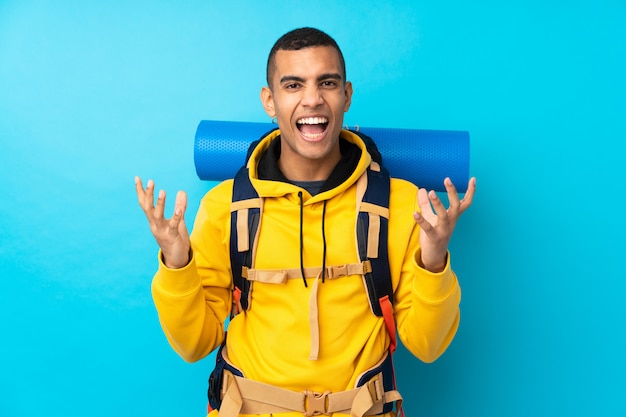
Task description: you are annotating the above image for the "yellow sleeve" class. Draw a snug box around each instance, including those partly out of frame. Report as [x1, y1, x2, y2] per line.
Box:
[388, 179, 462, 363]
[151, 180, 234, 362]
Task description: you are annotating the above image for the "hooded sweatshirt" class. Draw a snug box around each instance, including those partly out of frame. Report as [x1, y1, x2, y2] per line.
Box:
[151, 129, 461, 412]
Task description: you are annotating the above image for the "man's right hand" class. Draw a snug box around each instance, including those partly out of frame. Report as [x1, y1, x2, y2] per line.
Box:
[135, 176, 191, 269]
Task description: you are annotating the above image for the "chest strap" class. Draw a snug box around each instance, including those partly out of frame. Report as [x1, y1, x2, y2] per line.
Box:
[242, 261, 371, 283]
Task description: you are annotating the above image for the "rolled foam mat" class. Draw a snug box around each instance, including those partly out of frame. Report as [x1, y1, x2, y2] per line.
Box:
[194, 120, 470, 192]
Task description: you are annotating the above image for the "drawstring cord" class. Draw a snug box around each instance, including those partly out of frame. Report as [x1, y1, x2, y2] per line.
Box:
[309, 201, 328, 360]
[321, 200, 328, 283]
[298, 191, 308, 287]
[298, 192, 329, 287]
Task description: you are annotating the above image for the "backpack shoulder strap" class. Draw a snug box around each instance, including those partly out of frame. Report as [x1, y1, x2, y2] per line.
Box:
[353, 129, 396, 353]
[229, 164, 261, 315]
[358, 163, 393, 312]
[357, 164, 393, 298]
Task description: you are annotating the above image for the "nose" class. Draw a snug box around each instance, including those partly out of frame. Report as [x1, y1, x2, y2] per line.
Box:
[301, 86, 324, 107]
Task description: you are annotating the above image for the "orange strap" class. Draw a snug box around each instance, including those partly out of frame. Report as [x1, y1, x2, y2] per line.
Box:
[232, 287, 242, 315]
[379, 295, 402, 416]
[379, 295, 396, 354]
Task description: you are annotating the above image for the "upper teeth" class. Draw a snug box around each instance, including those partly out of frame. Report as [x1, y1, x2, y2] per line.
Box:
[297, 117, 327, 125]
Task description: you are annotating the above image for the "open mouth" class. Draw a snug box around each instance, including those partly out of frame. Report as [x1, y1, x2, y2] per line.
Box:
[296, 117, 329, 140]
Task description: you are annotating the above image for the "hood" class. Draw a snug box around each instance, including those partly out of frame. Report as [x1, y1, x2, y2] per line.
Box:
[246, 129, 372, 204]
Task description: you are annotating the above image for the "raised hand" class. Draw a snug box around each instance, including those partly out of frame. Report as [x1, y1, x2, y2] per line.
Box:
[135, 176, 191, 269]
[413, 177, 476, 272]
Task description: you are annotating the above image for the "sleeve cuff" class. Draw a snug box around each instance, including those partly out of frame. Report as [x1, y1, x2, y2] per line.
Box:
[412, 250, 458, 302]
[152, 249, 201, 296]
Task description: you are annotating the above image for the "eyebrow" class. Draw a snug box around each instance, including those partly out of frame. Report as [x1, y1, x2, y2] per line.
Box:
[279, 73, 343, 85]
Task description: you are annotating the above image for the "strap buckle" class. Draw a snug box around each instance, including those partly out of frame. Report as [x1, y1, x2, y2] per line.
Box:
[304, 390, 331, 416]
[327, 264, 348, 278]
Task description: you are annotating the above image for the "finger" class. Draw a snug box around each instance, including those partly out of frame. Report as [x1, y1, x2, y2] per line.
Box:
[444, 178, 461, 213]
[135, 176, 154, 213]
[459, 177, 477, 213]
[136, 178, 157, 221]
[154, 189, 166, 220]
[413, 210, 434, 233]
[417, 188, 433, 216]
[427, 189, 449, 221]
[168, 191, 188, 234]
[134, 176, 146, 205]
[174, 190, 187, 217]
[141, 179, 156, 211]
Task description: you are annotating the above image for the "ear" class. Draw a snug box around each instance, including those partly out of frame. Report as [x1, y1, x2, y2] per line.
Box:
[260, 86, 275, 118]
[343, 81, 353, 112]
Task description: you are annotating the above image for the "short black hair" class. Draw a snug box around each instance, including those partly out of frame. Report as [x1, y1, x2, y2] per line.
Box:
[266, 27, 346, 88]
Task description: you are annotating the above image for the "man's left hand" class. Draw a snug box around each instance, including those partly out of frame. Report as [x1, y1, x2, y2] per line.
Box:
[413, 177, 477, 272]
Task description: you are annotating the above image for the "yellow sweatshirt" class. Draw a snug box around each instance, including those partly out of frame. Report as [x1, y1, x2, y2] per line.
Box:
[151, 129, 461, 415]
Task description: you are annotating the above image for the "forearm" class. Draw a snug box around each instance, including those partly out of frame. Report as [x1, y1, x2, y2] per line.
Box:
[152, 250, 231, 362]
[395, 251, 461, 363]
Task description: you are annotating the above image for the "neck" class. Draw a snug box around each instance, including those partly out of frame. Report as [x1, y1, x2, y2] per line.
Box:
[278, 143, 342, 182]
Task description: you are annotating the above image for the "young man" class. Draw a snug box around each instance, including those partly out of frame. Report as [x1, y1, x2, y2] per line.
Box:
[136, 27, 476, 417]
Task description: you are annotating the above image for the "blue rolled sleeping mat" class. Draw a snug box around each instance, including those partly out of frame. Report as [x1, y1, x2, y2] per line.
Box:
[194, 120, 470, 192]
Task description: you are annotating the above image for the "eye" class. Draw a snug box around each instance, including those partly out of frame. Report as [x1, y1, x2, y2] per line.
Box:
[321, 80, 338, 87]
[284, 83, 301, 90]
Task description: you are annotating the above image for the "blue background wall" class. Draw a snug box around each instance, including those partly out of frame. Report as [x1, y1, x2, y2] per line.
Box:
[1, 1, 624, 416]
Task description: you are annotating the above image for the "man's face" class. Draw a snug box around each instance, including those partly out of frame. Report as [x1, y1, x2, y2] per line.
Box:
[261, 46, 353, 179]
